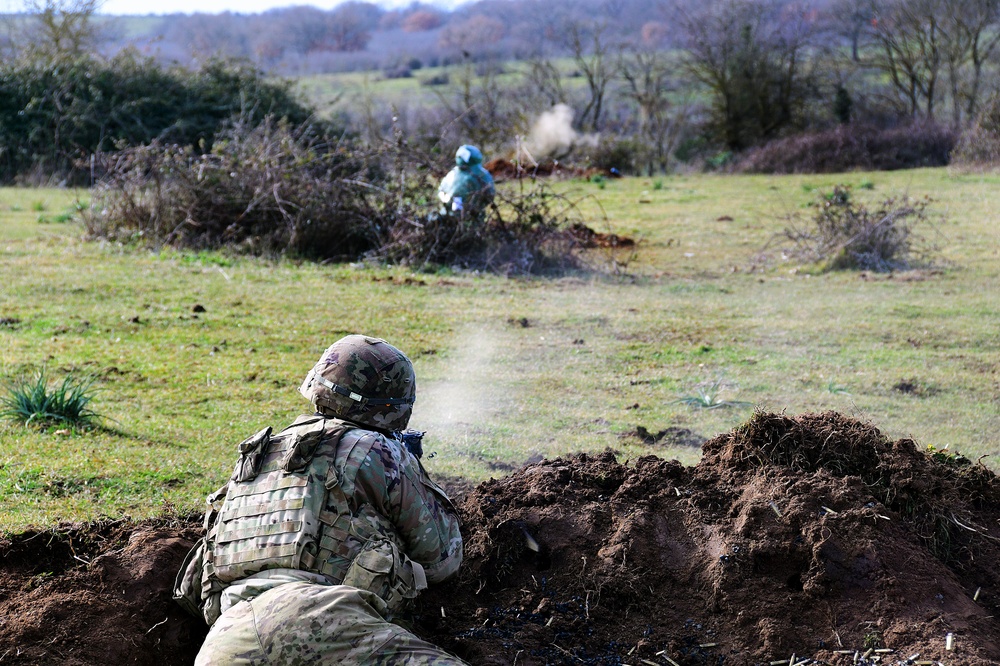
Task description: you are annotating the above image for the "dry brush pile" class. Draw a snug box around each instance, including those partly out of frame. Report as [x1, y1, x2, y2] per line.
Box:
[83, 120, 597, 275]
[768, 186, 940, 273]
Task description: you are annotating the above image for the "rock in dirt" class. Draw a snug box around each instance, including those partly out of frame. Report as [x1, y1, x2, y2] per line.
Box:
[2, 411, 1000, 665]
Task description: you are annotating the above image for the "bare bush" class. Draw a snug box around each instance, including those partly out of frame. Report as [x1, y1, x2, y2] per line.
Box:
[368, 176, 587, 275]
[951, 93, 1000, 169]
[84, 118, 599, 275]
[83, 119, 374, 260]
[778, 185, 938, 272]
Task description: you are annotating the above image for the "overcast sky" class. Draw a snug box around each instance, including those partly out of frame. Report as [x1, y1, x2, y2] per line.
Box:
[3, 0, 470, 15]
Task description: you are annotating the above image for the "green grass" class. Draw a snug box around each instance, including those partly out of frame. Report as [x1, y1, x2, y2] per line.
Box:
[295, 58, 590, 119]
[1, 168, 999, 532]
[1, 368, 100, 426]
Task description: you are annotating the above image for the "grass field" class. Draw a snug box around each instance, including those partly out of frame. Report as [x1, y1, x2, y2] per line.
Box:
[0, 169, 998, 533]
[295, 59, 590, 118]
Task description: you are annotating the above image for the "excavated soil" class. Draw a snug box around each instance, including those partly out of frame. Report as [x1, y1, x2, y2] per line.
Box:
[3, 411, 1000, 665]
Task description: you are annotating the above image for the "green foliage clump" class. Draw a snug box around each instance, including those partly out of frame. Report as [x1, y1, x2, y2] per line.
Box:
[1, 369, 99, 427]
[674, 376, 752, 410]
[926, 444, 970, 467]
[0, 51, 312, 184]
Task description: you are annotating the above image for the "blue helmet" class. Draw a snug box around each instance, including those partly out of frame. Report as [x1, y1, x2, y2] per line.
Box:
[455, 145, 484, 168]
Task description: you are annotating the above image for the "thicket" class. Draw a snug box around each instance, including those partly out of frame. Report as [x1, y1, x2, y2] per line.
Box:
[372, 177, 586, 275]
[0, 52, 311, 184]
[733, 122, 956, 174]
[84, 120, 372, 259]
[951, 94, 1000, 170]
[84, 120, 589, 275]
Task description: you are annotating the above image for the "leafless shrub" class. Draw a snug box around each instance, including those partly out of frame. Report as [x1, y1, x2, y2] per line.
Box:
[778, 185, 938, 272]
[84, 117, 605, 275]
[951, 94, 1000, 170]
[83, 118, 374, 260]
[368, 176, 590, 275]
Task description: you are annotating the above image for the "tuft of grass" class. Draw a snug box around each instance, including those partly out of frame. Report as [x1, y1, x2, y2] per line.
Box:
[30, 201, 45, 212]
[37, 212, 74, 224]
[674, 377, 753, 410]
[1, 369, 100, 427]
[859, 179, 875, 190]
[827, 381, 851, 395]
[652, 179, 664, 191]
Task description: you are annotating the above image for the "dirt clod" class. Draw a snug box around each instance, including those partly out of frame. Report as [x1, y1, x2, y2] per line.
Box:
[568, 223, 636, 249]
[627, 425, 706, 447]
[2, 411, 999, 665]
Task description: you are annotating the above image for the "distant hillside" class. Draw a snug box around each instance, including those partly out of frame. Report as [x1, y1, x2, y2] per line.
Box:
[7, 0, 701, 73]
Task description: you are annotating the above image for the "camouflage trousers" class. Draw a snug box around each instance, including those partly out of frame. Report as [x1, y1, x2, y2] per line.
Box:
[195, 582, 467, 666]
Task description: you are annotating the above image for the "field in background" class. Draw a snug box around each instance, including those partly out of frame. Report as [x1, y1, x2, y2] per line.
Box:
[295, 59, 589, 118]
[0, 169, 998, 532]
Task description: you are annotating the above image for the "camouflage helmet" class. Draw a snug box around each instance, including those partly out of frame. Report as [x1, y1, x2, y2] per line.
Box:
[299, 335, 416, 432]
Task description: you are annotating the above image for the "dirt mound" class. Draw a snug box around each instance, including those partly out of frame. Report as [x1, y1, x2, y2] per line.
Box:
[3, 411, 1000, 665]
[0, 517, 206, 665]
[484, 158, 619, 183]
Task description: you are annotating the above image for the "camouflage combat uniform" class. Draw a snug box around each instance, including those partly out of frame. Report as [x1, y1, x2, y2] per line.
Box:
[189, 418, 465, 665]
[174, 335, 467, 665]
[197, 582, 463, 665]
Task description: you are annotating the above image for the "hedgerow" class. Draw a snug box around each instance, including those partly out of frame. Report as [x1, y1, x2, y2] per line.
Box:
[0, 51, 311, 184]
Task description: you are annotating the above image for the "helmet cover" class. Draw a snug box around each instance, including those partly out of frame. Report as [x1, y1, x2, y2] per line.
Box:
[299, 335, 415, 432]
[455, 144, 484, 168]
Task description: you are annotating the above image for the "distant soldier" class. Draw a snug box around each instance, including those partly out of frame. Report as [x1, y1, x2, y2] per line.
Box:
[175, 334, 466, 665]
[437, 144, 496, 222]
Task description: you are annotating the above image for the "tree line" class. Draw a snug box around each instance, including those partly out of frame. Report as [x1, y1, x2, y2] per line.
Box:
[3, 0, 1000, 181]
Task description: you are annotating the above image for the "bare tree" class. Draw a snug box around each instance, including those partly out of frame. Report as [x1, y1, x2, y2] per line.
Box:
[831, 0, 873, 62]
[325, 2, 379, 52]
[673, 0, 818, 150]
[949, 0, 1000, 118]
[433, 57, 514, 153]
[868, 0, 948, 118]
[524, 57, 566, 108]
[846, 0, 998, 123]
[565, 21, 616, 132]
[618, 47, 689, 173]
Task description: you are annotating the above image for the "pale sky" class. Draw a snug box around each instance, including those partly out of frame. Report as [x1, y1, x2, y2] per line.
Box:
[4, 0, 470, 16]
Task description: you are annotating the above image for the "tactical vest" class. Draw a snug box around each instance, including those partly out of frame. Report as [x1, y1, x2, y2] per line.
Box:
[194, 415, 425, 621]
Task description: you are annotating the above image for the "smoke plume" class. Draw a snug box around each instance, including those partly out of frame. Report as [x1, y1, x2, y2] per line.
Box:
[525, 104, 598, 160]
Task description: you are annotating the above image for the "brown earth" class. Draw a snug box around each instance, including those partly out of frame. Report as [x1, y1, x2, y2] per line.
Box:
[484, 158, 619, 182]
[2, 411, 1000, 665]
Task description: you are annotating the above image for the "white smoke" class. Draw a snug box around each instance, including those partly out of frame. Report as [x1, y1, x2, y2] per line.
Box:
[413, 327, 499, 436]
[525, 104, 599, 161]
